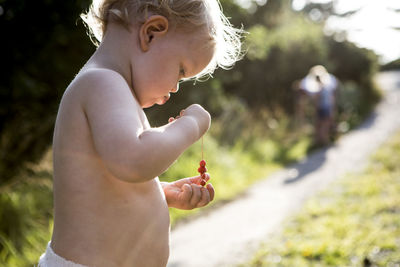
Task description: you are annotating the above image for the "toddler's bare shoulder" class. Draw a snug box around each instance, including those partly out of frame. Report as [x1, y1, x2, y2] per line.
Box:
[71, 68, 130, 95]
[68, 68, 138, 108]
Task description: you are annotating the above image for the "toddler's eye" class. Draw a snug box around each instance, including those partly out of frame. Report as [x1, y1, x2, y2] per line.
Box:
[179, 66, 186, 77]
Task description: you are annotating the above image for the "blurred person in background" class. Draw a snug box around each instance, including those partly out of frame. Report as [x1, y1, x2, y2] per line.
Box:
[300, 65, 338, 146]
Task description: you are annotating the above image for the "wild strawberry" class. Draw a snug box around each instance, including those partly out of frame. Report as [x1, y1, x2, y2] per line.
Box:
[199, 160, 206, 167]
[198, 166, 207, 174]
[200, 180, 206, 186]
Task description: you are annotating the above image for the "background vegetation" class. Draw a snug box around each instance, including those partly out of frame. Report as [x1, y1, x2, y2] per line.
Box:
[0, 0, 386, 265]
[247, 130, 400, 267]
[381, 58, 400, 71]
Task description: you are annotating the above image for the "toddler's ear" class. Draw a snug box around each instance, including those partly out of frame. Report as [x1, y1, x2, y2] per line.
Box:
[139, 15, 169, 52]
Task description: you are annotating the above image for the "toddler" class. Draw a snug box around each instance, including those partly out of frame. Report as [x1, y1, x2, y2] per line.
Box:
[38, 0, 242, 266]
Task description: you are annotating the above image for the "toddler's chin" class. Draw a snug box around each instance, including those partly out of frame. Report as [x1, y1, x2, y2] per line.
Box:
[156, 96, 170, 106]
[141, 96, 169, 108]
[141, 101, 155, 108]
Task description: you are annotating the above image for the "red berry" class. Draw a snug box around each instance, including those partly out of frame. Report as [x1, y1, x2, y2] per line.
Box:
[198, 166, 207, 174]
[199, 160, 206, 167]
[201, 173, 206, 179]
[200, 180, 206, 186]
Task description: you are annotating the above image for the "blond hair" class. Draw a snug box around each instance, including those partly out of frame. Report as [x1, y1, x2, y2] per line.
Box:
[81, 0, 244, 80]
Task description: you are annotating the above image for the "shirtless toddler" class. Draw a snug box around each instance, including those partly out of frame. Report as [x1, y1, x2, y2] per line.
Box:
[38, 0, 242, 266]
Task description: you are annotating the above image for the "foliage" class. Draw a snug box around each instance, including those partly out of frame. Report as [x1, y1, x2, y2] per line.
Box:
[247, 131, 400, 267]
[381, 58, 400, 71]
[0, 152, 53, 266]
[0, 0, 94, 186]
[327, 38, 381, 118]
[229, 14, 328, 111]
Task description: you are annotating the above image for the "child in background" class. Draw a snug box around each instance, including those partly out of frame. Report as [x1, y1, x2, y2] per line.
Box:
[38, 0, 242, 266]
[300, 65, 338, 145]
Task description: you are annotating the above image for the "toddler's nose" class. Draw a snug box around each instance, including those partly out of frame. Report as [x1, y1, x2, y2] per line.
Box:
[171, 83, 179, 93]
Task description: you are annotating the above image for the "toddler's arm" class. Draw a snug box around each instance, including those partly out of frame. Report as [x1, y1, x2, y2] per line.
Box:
[79, 69, 210, 182]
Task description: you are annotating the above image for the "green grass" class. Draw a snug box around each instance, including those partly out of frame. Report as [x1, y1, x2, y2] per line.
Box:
[246, 131, 400, 267]
[0, 150, 53, 267]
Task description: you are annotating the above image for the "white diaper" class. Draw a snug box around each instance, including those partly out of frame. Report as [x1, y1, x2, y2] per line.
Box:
[38, 242, 89, 267]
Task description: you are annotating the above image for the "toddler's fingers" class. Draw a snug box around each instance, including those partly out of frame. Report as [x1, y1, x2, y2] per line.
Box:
[181, 184, 192, 203]
[174, 176, 200, 187]
[201, 173, 210, 182]
[196, 187, 211, 207]
[168, 117, 175, 123]
[187, 176, 203, 186]
[189, 184, 202, 207]
[180, 109, 185, 117]
[206, 183, 215, 202]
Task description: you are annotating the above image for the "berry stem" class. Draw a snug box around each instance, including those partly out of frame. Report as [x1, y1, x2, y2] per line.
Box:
[201, 136, 204, 160]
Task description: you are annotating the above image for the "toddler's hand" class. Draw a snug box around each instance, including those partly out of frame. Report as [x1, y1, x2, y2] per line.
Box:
[168, 109, 185, 123]
[184, 104, 211, 134]
[168, 104, 211, 138]
[162, 175, 215, 210]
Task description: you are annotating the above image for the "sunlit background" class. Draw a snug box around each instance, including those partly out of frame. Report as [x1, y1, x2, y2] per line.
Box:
[238, 0, 400, 63]
[322, 0, 400, 63]
[0, 0, 399, 266]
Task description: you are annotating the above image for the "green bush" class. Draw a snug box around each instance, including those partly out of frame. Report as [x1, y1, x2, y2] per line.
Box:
[380, 58, 400, 71]
[0, 0, 93, 186]
[327, 38, 381, 117]
[0, 169, 53, 266]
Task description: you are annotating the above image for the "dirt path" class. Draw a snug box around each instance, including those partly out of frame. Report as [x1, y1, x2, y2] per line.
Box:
[167, 71, 400, 267]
